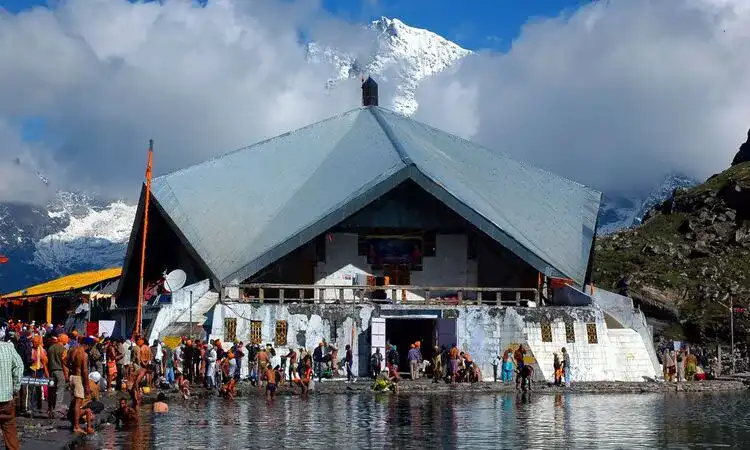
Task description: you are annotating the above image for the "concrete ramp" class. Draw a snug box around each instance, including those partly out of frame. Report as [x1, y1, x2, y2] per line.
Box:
[586, 286, 661, 377]
[173, 290, 219, 325]
[146, 280, 217, 344]
[608, 328, 657, 381]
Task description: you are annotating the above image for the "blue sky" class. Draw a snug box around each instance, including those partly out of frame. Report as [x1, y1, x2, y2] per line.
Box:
[322, 0, 592, 50]
[2, 0, 591, 51]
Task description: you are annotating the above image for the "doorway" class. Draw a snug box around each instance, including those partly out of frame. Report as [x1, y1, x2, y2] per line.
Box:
[385, 318, 436, 377]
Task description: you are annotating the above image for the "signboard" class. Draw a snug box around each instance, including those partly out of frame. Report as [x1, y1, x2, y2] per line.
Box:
[21, 377, 53, 386]
[371, 318, 386, 350]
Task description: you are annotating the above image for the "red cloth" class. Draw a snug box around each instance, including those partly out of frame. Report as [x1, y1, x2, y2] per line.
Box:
[550, 278, 574, 289]
[86, 321, 98, 337]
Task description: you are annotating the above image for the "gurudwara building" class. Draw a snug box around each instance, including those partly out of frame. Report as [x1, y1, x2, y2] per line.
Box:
[115, 78, 660, 382]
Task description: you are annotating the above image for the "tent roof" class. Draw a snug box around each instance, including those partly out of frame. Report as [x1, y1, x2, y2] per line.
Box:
[146, 106, 601, 287]
[2, 268, 122, 299]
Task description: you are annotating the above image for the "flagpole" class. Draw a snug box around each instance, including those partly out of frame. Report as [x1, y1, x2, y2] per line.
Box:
[135, 139, 154, 338]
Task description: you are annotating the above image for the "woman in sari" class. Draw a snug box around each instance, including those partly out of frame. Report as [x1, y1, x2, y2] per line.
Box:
[501, 349, 515, 382]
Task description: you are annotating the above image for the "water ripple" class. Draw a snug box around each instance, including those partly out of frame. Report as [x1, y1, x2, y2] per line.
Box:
[80, 391, 750, 450]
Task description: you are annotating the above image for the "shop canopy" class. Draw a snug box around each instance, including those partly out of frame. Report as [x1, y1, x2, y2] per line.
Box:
[1, 267, 122, 300]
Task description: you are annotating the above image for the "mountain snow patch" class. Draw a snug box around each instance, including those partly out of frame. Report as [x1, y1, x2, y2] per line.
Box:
[33, 201, 136, 274]
[308, 17, 471, 116]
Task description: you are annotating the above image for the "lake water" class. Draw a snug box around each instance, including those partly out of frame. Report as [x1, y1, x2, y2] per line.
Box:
[78, 391, 750, 449]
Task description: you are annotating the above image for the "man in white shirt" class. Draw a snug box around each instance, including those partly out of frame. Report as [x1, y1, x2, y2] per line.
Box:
[122, 337, 133, 379]
[206, 344, 217, 388]
[152, 340, 163, 378]
[174, 343, 184, 373]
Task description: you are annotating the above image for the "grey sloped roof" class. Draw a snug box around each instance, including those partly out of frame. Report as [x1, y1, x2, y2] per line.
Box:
[373, 108, 601, 285]
[149, 106, 601, 287]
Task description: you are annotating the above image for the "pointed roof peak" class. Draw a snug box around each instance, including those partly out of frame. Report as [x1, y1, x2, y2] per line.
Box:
[144, 106, 600, 286]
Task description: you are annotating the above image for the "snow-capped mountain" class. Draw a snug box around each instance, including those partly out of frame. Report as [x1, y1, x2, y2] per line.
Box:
[631, 173, 699, 226]
[307, 17, 471, 115]
[0, 192, 136, 293]
[597, 194, 641, 236]
[0, 16, 697, 292]
[597, 173, 700, 235]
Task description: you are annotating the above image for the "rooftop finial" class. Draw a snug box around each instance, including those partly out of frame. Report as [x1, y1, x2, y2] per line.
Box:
[361, 76, 378, 107]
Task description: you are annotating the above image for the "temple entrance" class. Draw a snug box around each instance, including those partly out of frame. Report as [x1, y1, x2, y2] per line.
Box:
[385, 318, 436, 378]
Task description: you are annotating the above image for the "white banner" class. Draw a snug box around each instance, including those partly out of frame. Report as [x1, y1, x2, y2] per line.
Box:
[99, 320, 116, 337]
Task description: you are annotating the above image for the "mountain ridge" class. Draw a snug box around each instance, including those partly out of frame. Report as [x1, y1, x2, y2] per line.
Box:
[307, 17, 472, 115]
[593, 162, 750, 342]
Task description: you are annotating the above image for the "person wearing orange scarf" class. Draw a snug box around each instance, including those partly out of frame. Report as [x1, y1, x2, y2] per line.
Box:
[29, 334, 49, 415]
[31, 335, 49, 378]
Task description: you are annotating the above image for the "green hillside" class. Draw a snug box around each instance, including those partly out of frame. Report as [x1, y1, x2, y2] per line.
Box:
[593, 162, 750, 342]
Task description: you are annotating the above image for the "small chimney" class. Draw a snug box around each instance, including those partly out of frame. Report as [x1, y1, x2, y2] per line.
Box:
[361, 76, 378, 107]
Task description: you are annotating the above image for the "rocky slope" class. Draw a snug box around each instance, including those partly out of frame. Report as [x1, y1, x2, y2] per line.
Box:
[593, 162, 750, 342]
[597, 174, 700, 236]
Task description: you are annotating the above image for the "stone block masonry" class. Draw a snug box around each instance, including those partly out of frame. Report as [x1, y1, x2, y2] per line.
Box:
[210, 302, 657, 382]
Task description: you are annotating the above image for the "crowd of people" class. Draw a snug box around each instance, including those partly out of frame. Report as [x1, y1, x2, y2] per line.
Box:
[0, 319, 178, 448]
[0, 319, 363, 446]
[660, 345, 708, 382]
[6, 314, 737, 450]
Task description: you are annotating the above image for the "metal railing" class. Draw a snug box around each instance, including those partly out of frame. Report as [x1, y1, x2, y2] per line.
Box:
[228, 283, 540, 306]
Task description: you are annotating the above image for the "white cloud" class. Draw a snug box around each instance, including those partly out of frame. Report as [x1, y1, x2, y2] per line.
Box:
[0, 120, 59, 204]
[414, 0, 750, 193]
[1, 0, 749, 204]
[0, 0, 365, 202]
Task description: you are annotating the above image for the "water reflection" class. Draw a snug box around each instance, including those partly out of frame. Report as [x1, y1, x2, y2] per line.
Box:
[77, 392, 750, 449]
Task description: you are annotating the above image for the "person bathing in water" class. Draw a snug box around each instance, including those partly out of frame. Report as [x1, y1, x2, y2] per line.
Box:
[265, 366, 277, 400]
[114, 398, 138, 428]
[126, 364, 152, 407]
[153, 393, 169, 413]
[175, 371, 190, 399]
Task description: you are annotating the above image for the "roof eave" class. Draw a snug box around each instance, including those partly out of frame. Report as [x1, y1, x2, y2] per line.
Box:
[116, 184, 147, 300]
[407, 168, 576, 284]
[221, 163, 588, 287]
[150, 195, 222, 289]
[221, 165, 413, 285]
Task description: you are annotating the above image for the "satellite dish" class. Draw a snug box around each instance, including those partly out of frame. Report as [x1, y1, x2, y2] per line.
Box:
[163, 269, 186, 293]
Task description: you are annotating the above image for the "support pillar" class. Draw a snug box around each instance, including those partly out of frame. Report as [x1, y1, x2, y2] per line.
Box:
[46, 296, 52, 324]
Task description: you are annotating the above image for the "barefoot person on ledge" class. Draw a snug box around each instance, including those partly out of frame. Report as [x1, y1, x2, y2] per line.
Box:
[67, 337, 92, 434]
